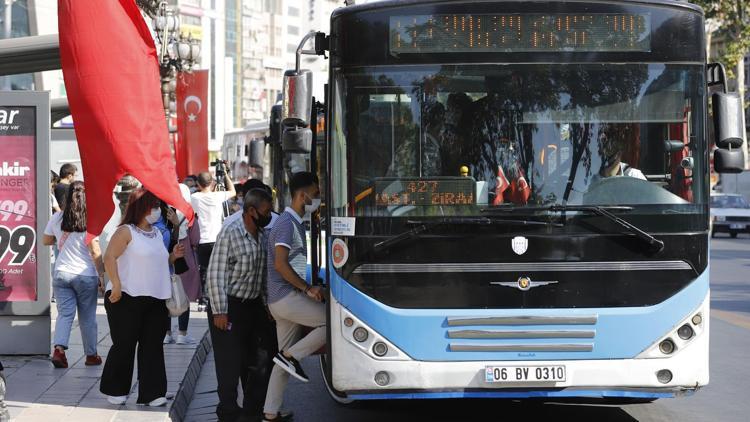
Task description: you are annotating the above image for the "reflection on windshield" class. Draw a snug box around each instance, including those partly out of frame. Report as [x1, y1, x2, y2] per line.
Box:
[334, 64, 704, 216]
[711, 195, 750, 209]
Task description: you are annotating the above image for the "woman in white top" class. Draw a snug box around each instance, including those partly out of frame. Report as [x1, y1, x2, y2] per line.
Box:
[42, 181, 103, 369]
[100, 189, 185, 407]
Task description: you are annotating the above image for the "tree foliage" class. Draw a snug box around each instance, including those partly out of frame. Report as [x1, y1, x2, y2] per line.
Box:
[693, 0, 750, 78]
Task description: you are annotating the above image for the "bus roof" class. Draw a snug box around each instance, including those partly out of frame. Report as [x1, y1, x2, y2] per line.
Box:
[333, 0, 704, 18]
[224, 120, 267, 136]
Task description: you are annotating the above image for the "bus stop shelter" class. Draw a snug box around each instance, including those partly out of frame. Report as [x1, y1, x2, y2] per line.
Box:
[0, 34, 60, 355]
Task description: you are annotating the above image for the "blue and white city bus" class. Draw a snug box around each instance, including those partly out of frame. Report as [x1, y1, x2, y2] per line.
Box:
[278, 0, 746, 403]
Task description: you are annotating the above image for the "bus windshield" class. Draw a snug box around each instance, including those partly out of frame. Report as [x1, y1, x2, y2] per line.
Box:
[331, 63, 705, 219]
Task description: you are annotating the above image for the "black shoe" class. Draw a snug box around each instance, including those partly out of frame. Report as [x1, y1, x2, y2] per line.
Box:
[272, 352, 309, 383]
[262, 411, 293, 422]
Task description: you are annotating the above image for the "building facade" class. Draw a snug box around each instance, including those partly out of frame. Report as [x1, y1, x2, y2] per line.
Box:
[8, 0, 345, 151]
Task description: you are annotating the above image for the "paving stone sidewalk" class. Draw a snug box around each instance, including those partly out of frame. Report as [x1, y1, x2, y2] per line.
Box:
[1, 300, 209, 422]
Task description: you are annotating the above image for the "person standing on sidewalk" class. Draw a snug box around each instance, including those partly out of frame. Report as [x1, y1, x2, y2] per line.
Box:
[207, 189, 279, 422]
[53, 163, 78, 208]
[263, 172, 325, 422]
[165, 184, 201, 345]
[191, 170, 236, 309]
[223, 180, 278, 230]
[42, 181, 104, 368]
[100, 189, 185, 407]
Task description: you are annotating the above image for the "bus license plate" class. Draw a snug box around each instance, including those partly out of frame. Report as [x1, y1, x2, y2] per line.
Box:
[485, 365, 566, 383]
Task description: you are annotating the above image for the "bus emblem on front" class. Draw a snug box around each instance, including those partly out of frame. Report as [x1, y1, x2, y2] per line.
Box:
[491, 277, 558, 291]
[512, 236, 528, 255]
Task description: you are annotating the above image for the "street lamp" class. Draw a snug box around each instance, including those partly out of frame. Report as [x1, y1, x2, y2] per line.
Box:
[137, 1, 201, 128]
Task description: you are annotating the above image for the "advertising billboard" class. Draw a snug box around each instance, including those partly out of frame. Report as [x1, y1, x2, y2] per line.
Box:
[0, 106, 37, 302]
[0, 91, 50, 355]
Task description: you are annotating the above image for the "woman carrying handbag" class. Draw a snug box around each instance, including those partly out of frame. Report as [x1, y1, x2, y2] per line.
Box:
[100, 189, 185, 407]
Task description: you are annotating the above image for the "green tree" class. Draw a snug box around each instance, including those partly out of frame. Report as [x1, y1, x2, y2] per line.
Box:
[694, 0, 750, 96]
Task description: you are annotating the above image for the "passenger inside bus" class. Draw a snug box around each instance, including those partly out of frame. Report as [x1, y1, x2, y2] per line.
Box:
[465, 90, 530, 205]
[388, 101, 444, 177]
[439, 92, 473, 175]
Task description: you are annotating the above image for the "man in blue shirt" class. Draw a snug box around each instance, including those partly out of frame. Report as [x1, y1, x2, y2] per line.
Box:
[263, 172, 324, 422]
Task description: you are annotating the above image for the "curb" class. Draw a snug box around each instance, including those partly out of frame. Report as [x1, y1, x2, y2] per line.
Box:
[169, 330, 213, 422]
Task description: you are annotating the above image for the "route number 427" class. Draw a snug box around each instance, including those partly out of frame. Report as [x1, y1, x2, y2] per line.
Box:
[0, 225, 36, 266]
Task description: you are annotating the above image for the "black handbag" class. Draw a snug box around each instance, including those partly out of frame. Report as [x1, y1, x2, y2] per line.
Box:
[170, 215, 189, 275]
[173, 257, 189, 275]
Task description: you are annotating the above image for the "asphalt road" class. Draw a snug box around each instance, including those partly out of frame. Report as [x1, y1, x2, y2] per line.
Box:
[187, 237, 750, 422]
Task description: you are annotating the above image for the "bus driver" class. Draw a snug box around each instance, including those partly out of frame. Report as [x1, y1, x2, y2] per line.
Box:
[596, 126, 646, 181]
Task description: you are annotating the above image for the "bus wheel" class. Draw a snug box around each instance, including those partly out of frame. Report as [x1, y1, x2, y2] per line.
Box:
[319, 354, 355, 405]
[711, 230, 716, 238]
[731, 232, 738, 238]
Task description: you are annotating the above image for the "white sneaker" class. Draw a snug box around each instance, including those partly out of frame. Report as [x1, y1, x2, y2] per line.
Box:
[107, 395, 127, 405]
[163, 334, 174, 344]
[146, 397, 167, 407]
[176, 334, 196, 345]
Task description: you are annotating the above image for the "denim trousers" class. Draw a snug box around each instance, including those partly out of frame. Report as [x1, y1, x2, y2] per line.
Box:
[53, 270, 99, 356]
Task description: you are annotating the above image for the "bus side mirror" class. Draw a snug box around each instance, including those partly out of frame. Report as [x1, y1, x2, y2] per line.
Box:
[712, 92, 746, 173]
[714, 149, 744, 174]
[282, 127, 312, 153]
[712, 92, 744, 149]
[282, 69, 313, 127]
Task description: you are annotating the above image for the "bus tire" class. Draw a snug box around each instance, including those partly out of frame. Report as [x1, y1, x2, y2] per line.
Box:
[711, 230, 716, 238]
[319, 354, 355, 405]
[731, 232, 738, 238]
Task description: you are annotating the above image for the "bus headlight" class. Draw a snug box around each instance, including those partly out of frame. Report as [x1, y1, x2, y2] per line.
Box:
[716, 215, 726, 222]
[692, 314, 702, 325]
[353, 327, 369, 343]
[659, 339, 675, 355]
[373, 342, 388, 357]
[677, 324, 694, 340]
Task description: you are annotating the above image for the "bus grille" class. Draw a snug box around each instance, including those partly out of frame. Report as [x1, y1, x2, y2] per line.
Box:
[446, 315, 597, 353]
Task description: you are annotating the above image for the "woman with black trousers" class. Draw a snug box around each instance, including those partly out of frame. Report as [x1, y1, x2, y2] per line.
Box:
[100, 189, 185, 406]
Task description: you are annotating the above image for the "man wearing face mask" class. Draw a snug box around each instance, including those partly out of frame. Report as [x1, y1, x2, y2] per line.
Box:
[223, 179, 279, 230]
[206, 189, 279, 422]
[263, 172, 324, 422]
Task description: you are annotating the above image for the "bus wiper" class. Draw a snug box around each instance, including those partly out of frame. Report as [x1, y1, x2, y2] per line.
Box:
[372, 216, 560, 253]
[537, 205, 663, 253]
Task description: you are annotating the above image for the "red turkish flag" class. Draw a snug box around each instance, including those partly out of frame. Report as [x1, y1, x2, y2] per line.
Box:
[58, 0, 194, 240]
[176, 70, 209, 180]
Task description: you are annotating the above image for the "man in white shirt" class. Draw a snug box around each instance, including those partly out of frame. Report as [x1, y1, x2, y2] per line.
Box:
[596, 129, 647, 182]
[191, 170, 236, 307]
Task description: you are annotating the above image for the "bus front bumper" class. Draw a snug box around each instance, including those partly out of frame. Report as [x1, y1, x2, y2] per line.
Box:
[330, 297, 709, 398]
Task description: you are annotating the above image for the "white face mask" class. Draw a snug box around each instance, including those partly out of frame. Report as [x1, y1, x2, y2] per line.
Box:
[145, 207, 162, 224]
[304, 193, 321, 214]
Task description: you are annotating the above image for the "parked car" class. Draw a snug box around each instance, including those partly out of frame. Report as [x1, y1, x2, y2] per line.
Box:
[710, 193, 750, 238]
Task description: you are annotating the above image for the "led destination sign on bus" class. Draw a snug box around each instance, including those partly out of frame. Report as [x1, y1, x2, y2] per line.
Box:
[375, 178, 476, 207]
[390, 13, 651, 54]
